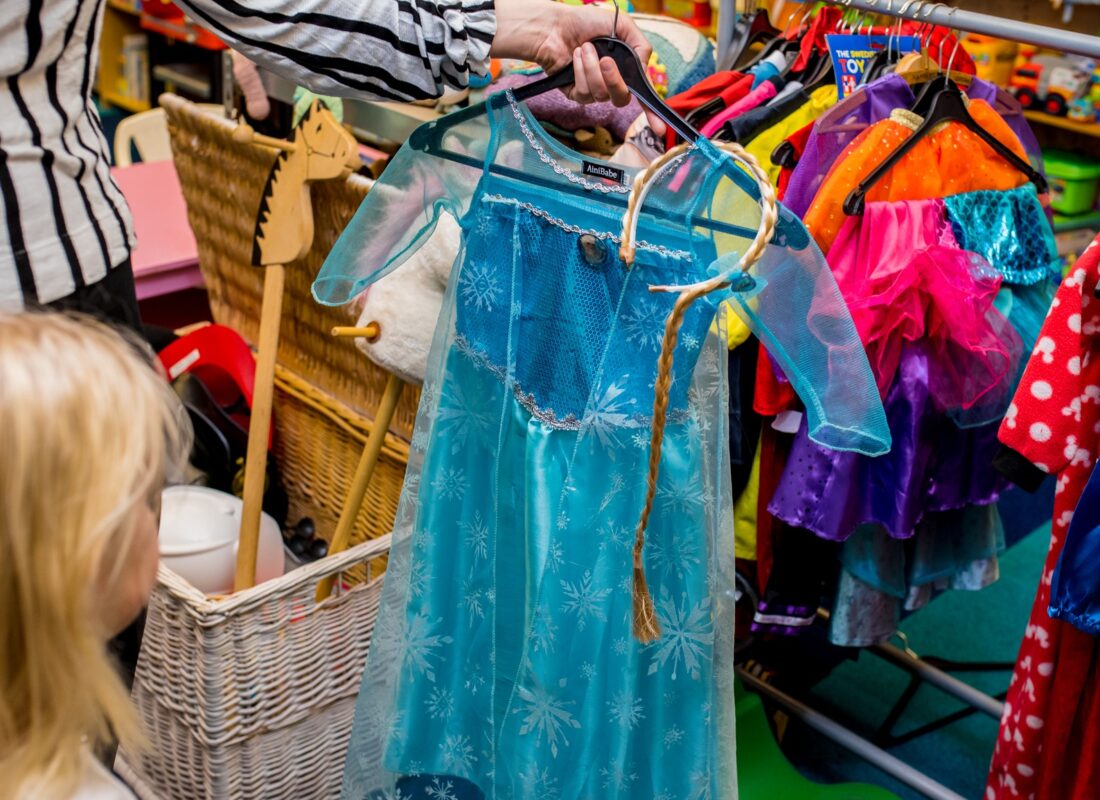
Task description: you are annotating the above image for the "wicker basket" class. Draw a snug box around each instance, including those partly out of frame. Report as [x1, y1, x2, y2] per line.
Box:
[119, 98, 418, 799]
[115, 361, 404, 798]
[161, 93, 421, 440]
[273, 363, 406, 579]
[117, 534, 391, 800]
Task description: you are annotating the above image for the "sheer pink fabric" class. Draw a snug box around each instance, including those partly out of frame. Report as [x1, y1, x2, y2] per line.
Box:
[827, 199, 1022, 424]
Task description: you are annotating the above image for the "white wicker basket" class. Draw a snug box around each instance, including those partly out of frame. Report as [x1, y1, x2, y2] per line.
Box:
[117, 534, 391, 800]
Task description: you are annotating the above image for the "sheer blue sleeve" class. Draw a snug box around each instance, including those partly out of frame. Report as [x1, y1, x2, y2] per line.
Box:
[729, 205, 890, 455]
[312, 111, 491, 305]
[659, 142, 891, 456]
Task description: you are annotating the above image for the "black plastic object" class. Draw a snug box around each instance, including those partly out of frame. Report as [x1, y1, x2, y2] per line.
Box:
[284, 517, 316, 542]
[771, 139, 799, 169]
[176, 373, 249, 458]
[181, 406, 231, 490]
[308, 539, 330, 560]
[843, 78, 1049, 216]
[802, 51, 838, 93]
[174, 372, 249, 493]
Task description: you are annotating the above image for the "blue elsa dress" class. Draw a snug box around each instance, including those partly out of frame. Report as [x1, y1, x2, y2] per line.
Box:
[312, 90, 890, 800]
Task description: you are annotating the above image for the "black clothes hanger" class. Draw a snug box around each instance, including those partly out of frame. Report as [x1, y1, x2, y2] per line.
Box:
[771, 138, 798, 169]
[779, 32, 831, 82]
[909, 71, 969, 118]
[860, 48, 892, 85]
[742, 37, 799, 73]
[685, 96, 728, 129]
[843, 78, 1049, 215]
[909, 72, 948, 118]
[861, 37, 907, 86]
[720, 8, 783, 72]
[403, 26, 780, 240]
[799, 51, 837, 93]
[419, 36, 700, 150]
[767, 55, 835, 168]
[406, 71, 757, 240]
[510, 37, 701, 142]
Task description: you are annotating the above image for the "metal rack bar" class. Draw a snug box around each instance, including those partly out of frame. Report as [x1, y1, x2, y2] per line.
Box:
[869, 642, 1006, 720]
[823, 0, 1100, 59]
[737, 668, 968, 800]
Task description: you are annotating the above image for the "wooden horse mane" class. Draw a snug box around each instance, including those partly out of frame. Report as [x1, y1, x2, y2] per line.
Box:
[252, 145, 293, 266]
[249, 100, 357, 267]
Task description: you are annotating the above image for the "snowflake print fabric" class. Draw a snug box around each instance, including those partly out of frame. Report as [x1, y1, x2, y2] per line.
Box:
[314, 91, 889, 800]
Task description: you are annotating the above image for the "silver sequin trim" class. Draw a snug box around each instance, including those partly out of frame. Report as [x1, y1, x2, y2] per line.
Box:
[506, 91, 631, 195]
[453, 334, 692, 430]
[483, 194, 691, 260]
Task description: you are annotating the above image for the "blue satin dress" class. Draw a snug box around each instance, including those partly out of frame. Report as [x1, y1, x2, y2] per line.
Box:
[1051, 461, 1100, 634]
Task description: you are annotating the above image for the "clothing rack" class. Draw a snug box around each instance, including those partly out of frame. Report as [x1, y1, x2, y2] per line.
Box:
[823, 0, 1100, 59]
[737, 668, 969, 800]
[714, 1, 1075, 797]
[737, 626, 1006, 799]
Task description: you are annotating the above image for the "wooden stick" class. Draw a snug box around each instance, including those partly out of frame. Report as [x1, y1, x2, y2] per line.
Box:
[235, 263, 286, 592]
[331, 323, 380, 341]
[232, 122, 299, 152]
[315, 372, 404, 602]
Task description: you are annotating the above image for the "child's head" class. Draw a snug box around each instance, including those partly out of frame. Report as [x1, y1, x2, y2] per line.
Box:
[0, 312, 190, 796]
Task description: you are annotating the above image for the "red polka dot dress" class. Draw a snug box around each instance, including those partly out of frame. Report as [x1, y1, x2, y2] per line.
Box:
[987, 237, 1100, 799]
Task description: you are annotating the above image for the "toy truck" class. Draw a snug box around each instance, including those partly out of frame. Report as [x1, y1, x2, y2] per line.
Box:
[1009, 52, 1095, 116]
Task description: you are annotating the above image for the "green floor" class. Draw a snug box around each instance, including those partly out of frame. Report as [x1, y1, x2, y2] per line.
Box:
[777, 523, 1049, 799]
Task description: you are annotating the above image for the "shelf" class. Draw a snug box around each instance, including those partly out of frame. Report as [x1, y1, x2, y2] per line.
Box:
[140, 14, 226, 50]
[154, 63, 211, 98]
[1024, 110, 1100, 139]
[100, 89, 151, 113]
[107, 0, 141, 14]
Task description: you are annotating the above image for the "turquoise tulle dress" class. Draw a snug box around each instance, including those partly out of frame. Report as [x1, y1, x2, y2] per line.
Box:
[313, 90, 890, 800]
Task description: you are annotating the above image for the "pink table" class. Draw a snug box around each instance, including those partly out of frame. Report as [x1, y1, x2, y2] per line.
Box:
[111, 160, 203, 301]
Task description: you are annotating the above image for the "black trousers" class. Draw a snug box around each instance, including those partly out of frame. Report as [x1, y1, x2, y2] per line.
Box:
[45, 259, 142, 330]
[46, 262, 145, 691]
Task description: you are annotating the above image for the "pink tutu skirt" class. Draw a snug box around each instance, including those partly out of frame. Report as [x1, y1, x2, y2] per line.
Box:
[826, 198, 1023, 426]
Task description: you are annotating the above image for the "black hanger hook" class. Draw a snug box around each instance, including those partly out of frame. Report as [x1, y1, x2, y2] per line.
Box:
[612, 2, 621, 40]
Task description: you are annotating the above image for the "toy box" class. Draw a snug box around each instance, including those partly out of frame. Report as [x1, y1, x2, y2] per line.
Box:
[1046, 149, 1100, 215]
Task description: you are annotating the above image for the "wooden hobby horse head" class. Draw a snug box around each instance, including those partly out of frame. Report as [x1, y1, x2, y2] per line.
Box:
[235, 98, 360, 267]
[230, 99, 359, 592]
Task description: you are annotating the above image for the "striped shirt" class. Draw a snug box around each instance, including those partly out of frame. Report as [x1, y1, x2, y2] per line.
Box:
[1, 0, 495, 310]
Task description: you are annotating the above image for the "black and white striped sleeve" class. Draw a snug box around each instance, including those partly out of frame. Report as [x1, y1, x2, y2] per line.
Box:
[172, 0, 497, 102]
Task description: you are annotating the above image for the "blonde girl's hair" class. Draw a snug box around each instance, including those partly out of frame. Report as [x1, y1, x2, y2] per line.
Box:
[0, 312, 191, 798]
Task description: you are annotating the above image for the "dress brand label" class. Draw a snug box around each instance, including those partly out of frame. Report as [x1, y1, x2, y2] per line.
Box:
[582, 161, 627, 185]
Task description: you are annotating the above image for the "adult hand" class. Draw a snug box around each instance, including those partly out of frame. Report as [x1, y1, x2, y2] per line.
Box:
[491, 0, 666, 135]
